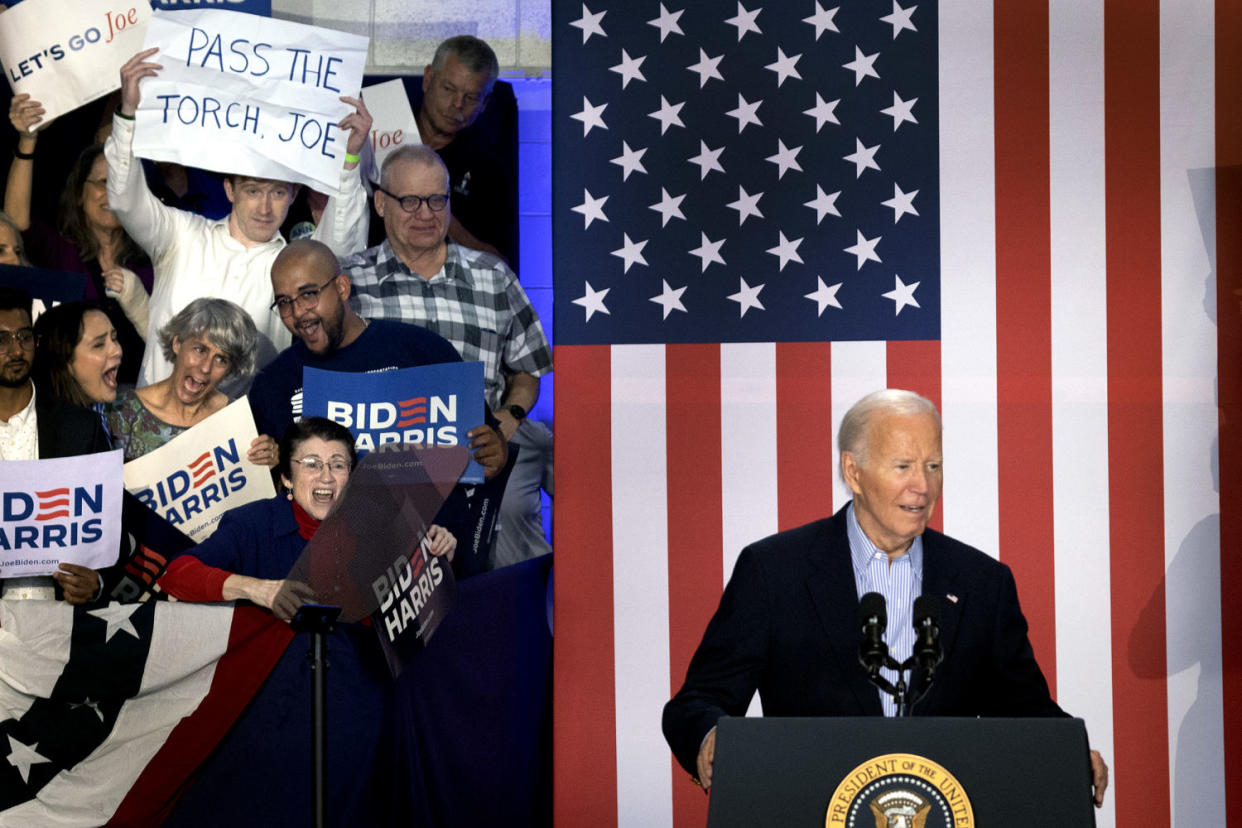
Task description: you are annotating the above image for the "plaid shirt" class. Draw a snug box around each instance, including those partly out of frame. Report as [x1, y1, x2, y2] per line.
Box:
[344, 241, 553, 410]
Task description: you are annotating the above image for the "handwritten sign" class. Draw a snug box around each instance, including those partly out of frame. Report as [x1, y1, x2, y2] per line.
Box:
[121, 398, 275, 541]
[0, 450, 123, 577]
[360, 79, 421, 186]
[0, 0, 152, 124]
[301, 362, 487, 484]
[131, 9, 368, 195]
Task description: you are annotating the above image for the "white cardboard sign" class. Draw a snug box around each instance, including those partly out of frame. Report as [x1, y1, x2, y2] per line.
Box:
[122, 398, 275, 541]
[0, 0, 153, 125]
[360, 78, 421, 185]
[130, 9, 368, 195]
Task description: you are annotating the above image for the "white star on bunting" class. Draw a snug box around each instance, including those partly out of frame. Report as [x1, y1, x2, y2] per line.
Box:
[611, 233, 648, 272]
[806, 277, 844, 315]
[805, 185, 842, 223]
[881, 182, 919, 223]
[803, 2, 840, 39]
[573, 281, 610, 320]
[689, 232, 726, 271]
[766, 139, 803, 179]
[6, 735, 51, 785]
[648, 3, 685, 41]
[883, 274, 921, 314]
[610, 141, 647, 180]
[570, 4, 607, 43]
[804, 93, 840, 131]
[572, 189, 609, 227]
[880, 1, 918, 38]
[727, 186, 764, 225]
[725, 2, 763, 41]
[766, 231, 804, 270]
[843, 46, 880, 86]
[609, 49, 646, 88]
[727, 277, 765, 316]
[765, 47, 802, 87]
[687, 49, 725, 87]
[651, 280, 688, 318]
[571, 97, 608, 135]
[650, 188, 686, 226]
[688, 141, 725, 179]
[844, 229, 882, 270]
[881, 91, 918, 130]
[648, 96, 685, 134]
[843, 138, 881, 178]
[89, 604, 141, 643]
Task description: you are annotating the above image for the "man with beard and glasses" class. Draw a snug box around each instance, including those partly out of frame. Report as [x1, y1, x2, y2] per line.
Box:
[247, 239, 507, 480]
[0, 287, 110, 603]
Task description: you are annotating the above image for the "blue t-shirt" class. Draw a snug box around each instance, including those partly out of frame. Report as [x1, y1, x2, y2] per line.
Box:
[248, 318, 464, 440]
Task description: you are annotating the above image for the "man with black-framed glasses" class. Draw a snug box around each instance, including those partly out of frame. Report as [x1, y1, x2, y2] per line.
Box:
[344, 144, 553, 569]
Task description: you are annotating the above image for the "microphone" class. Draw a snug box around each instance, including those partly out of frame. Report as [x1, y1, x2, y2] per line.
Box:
[912, 595, 943, 677]
[858, 592, 888, 674]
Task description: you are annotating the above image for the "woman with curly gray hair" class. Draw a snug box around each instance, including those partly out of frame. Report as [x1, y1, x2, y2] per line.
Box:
[105, 297, 273, 463]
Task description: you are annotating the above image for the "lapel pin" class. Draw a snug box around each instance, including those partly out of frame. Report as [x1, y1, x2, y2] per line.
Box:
[946, 593, 958, 604]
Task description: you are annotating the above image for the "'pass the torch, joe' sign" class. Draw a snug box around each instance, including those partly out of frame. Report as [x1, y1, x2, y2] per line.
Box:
[130, 9, 368, 195]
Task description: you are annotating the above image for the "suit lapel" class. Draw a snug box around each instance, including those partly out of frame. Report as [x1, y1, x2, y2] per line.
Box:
[805, 510, 884, 716]
[916, 531, 965, 709]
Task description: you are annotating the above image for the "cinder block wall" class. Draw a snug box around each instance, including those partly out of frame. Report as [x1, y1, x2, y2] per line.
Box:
[271, 0, 552, 74]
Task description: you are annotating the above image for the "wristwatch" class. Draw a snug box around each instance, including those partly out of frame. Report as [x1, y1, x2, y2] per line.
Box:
[501, 404, 527, 420]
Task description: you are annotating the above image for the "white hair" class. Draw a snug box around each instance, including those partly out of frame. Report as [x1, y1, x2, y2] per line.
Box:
[837, 389, 941, 481]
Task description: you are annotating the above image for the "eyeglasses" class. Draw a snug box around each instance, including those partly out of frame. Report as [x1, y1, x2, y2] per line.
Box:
[290, 456, 351, 475]
[270, 275, 337, 314]
[0, 328, 35, 350]
[376, 186, 450, 213]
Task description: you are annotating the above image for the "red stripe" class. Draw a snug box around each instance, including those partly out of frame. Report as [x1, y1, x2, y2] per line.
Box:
[666, 344, 722, 826]
[1216, 0, 1242, 806]
[552, 345, 618, 827]
[775, 342, 832, 531]
[886, 340, 943, 533]
[1104, 0, 1171, 819]
[993, 2, 1058, 693]
[108, 607, 293, 826]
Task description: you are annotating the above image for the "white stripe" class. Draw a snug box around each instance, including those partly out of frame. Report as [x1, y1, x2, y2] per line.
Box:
[1158, 1, 1225, 823]
[830, 342, 888, 512]
[610, 345, 673, 828]
[1047, 5, 1115, 828]
[937, 0, 1000, 555]
[720, 343, 777, 719]
[0, 601, 73, 718]
[7, 603, 233, 826]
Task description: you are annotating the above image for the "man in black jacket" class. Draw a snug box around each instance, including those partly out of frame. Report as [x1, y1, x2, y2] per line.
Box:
[662, 389, 1109, 807]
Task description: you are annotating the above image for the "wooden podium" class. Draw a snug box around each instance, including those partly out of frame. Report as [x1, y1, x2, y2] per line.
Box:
[707, 717, 1096, 827]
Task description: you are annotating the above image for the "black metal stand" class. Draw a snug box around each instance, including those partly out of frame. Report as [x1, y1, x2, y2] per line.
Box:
[290, 603, 342, 828]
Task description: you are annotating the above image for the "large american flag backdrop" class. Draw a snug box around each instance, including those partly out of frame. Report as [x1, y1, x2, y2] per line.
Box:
[551, 1, 1240, 826]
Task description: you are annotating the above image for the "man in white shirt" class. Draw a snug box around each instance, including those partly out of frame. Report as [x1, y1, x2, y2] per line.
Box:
[105, 48, 374, 386]
[0, 288, 108, 603]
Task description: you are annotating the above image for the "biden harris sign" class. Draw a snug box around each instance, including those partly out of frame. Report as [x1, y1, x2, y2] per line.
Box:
[0, 450, 123, 578]
[121, 398, 274, 541]
[301, 362, 487, 484]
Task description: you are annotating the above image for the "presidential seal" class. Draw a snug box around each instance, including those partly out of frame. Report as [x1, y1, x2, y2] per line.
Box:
[825, 753, 974, 828]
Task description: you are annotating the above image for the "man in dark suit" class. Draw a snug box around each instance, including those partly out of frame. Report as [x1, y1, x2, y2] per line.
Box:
[0, 287, 109, 602]
[662, 389, 1109, 807]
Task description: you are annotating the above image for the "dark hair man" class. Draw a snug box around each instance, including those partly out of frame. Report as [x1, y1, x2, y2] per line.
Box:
[0, 287, 108, 603]
[414, 35, 514, 263]
[662, 389, 1110, 808]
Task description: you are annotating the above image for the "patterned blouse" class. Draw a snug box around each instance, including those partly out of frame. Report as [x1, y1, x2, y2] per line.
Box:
[105, 389, 188, 462]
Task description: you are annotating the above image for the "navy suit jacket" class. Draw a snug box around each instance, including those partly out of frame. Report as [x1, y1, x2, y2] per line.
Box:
[662, 504, 1064, 776]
